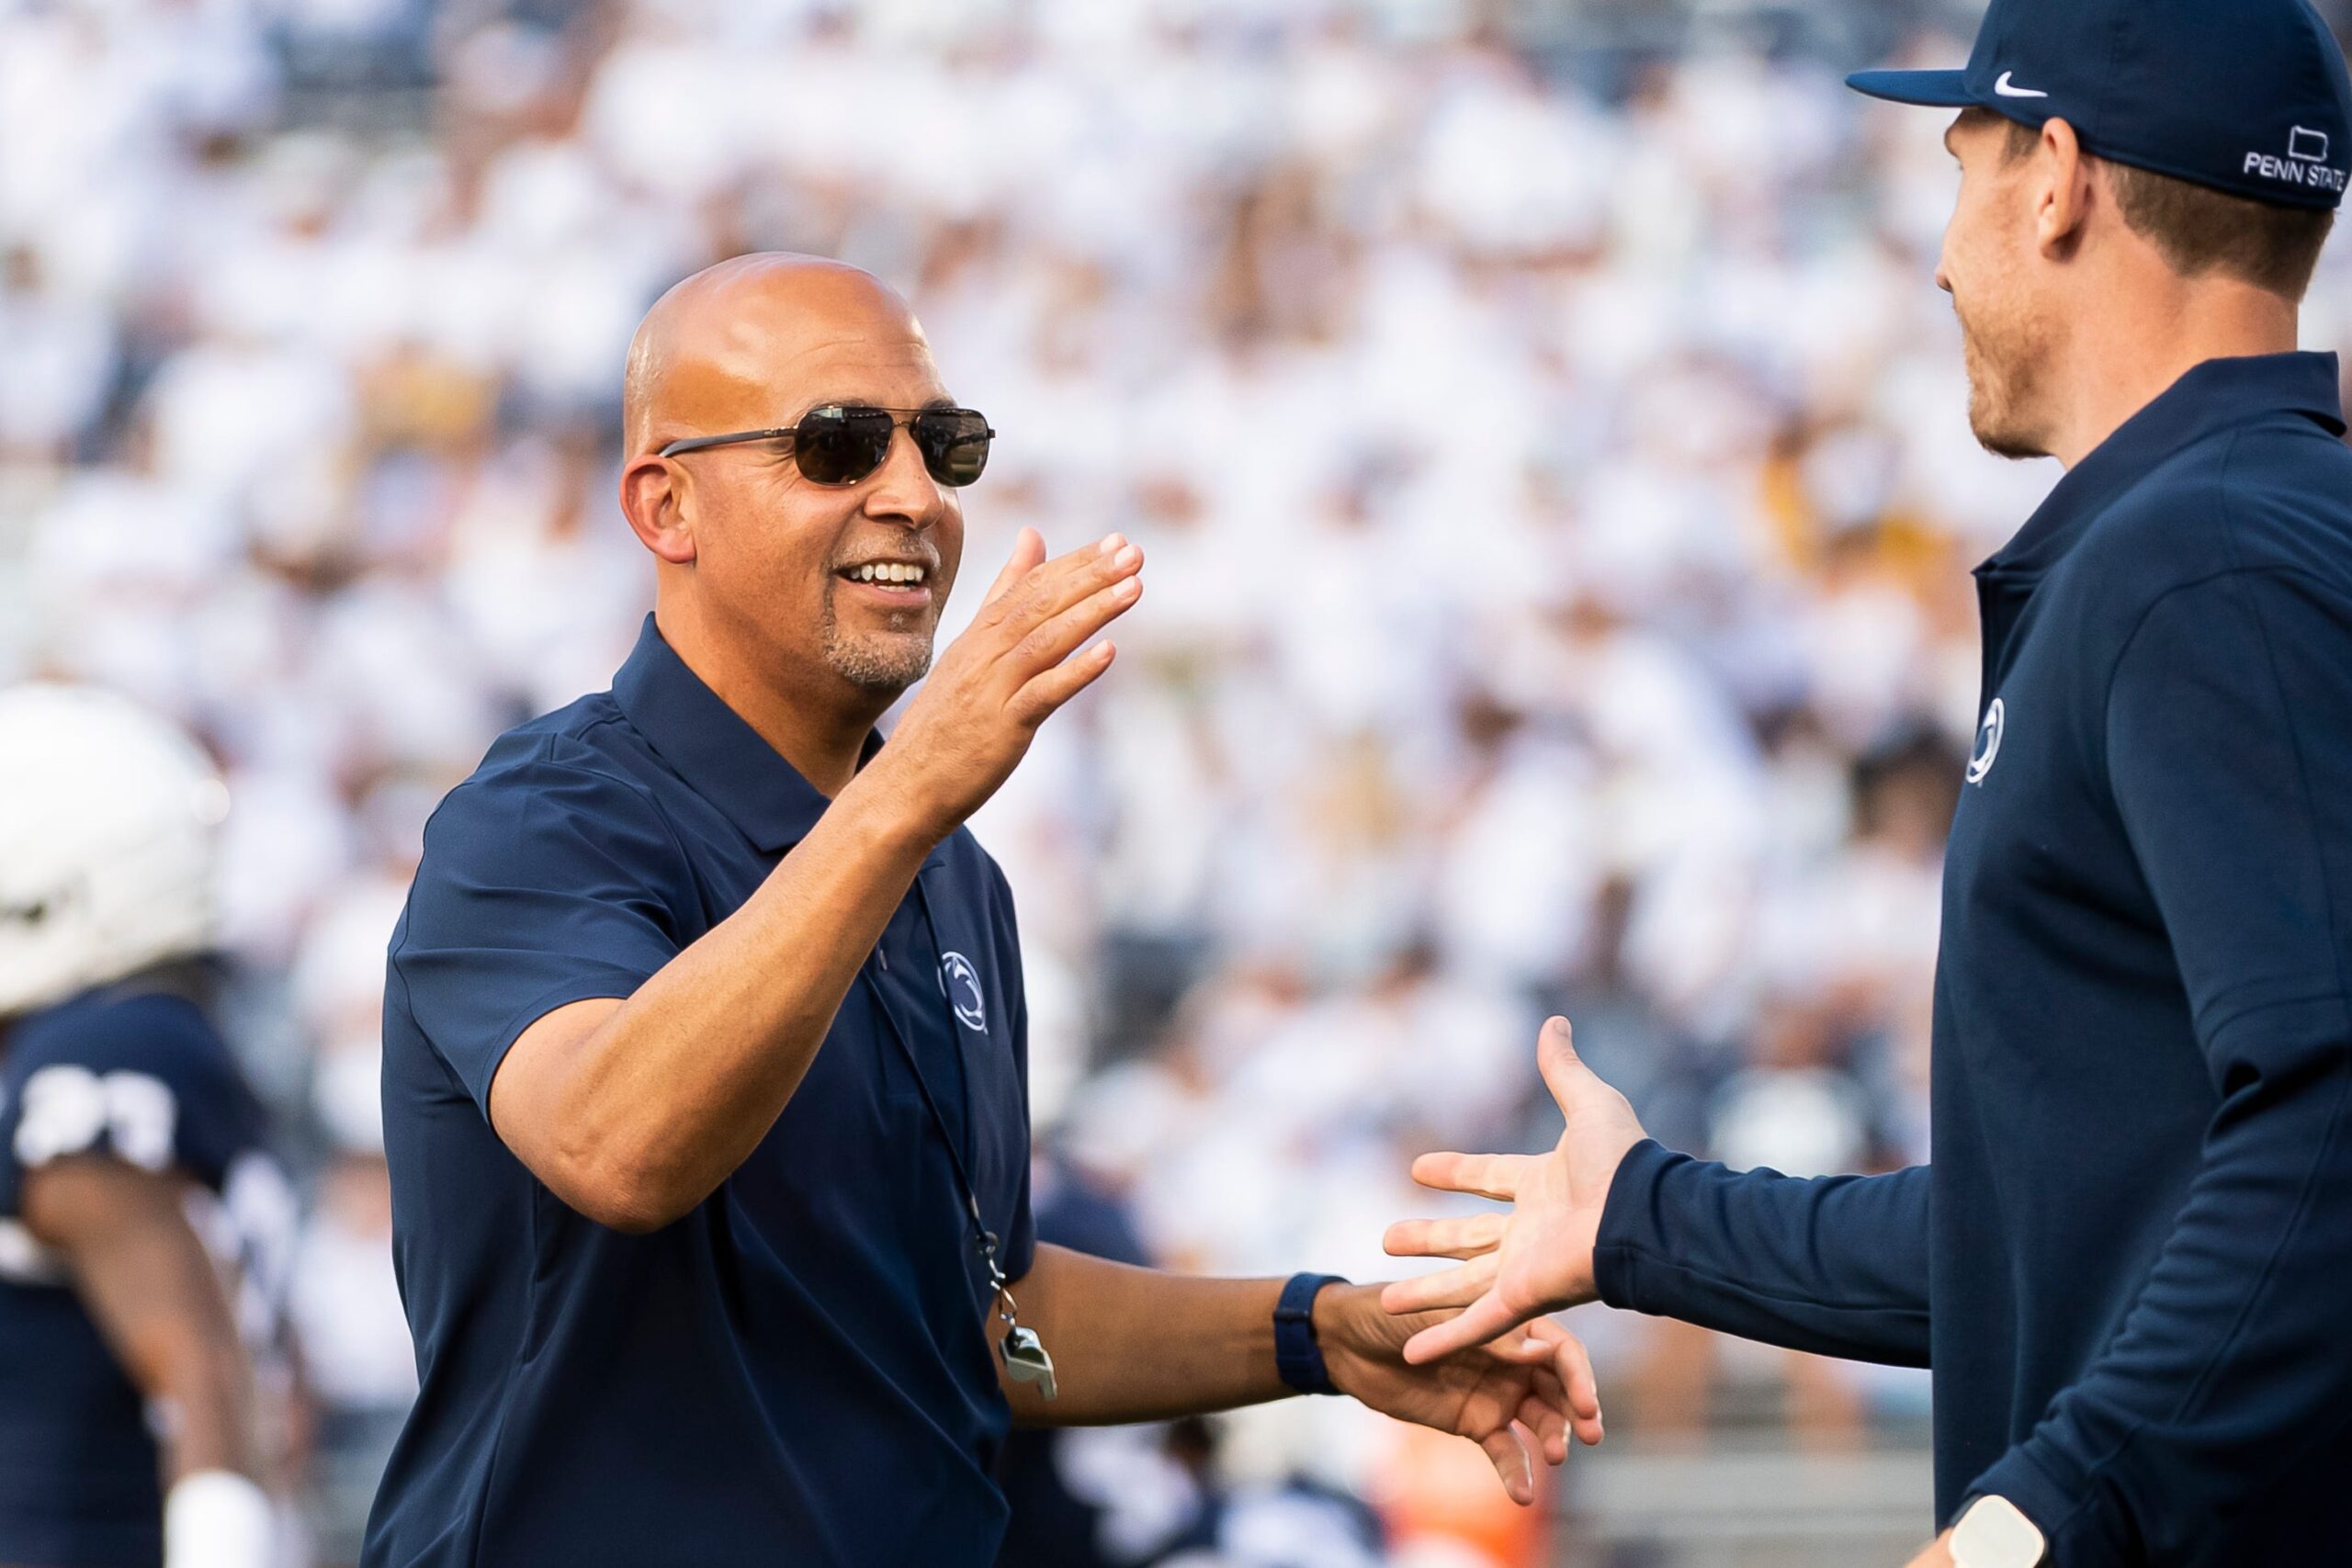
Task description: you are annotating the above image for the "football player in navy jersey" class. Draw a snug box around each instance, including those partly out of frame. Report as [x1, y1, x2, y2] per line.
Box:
[0, 685, 287, 1568]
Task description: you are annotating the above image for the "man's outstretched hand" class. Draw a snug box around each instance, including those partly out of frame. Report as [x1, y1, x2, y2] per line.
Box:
[1315, 1283, 1604, 1505]
[1380, 1018, 1647, 1364]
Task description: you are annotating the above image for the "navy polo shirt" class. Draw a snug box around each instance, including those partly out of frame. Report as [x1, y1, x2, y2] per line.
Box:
[1596, 354, 2352, 1566]
[367, 618, 1035, 1568]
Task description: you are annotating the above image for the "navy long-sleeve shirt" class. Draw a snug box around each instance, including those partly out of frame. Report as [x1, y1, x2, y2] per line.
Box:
[1595, 354, 2352, 1567]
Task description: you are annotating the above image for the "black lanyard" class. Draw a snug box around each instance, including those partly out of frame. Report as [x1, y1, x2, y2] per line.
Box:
[858, 878, 1057, 1398]
[862, 878, 998, 1282]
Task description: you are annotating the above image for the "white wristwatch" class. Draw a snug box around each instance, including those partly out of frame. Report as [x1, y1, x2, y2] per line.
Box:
[1951, 1495, 2047, 1568]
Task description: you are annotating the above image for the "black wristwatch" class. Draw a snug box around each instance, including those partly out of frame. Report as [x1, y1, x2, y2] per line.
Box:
[1273, 1273, 1348, 1395]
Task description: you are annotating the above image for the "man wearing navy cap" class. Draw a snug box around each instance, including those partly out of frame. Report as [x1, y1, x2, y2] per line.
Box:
[363, 254, 1601, 1568]
[1382, 3, 2352, 1566]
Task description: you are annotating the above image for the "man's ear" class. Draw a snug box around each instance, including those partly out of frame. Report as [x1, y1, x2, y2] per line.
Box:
[2033, 117, 2095, 257]
[620, 456, 696, 566]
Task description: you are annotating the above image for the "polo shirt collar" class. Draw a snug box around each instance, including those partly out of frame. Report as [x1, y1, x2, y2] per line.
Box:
[611, 615, 886, 854]
[1980, 351, 2345, 581]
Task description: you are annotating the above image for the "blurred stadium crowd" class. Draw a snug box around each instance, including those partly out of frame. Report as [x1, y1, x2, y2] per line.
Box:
[6, 0, 2351, 1564]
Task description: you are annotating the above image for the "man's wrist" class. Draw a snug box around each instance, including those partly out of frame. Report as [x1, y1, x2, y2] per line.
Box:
[836, 759, 949, 857]
[1589, 1137, 1675, 1310]
[1277, 1273, 1350, 1395]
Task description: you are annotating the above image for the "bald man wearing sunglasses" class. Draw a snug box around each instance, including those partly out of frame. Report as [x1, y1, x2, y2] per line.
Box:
[362, 254, 1601, 1568]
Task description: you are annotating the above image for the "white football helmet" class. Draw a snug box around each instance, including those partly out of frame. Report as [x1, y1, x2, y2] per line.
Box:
[0, 685, 229, 1018]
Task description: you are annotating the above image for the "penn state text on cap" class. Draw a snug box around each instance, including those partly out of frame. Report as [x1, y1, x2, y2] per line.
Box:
[1849, 0, 2352, 210]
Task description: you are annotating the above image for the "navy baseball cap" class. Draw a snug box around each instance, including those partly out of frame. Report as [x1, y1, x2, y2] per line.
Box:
[1849, 0, 2352, 210]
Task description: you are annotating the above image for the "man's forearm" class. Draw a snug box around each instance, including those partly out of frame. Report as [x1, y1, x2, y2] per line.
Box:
[1597, 1144, 1934, 1367]
[499, 762, 938, 1230]
[28, 1159, 260, 1481]
[1010, 1244, 1610, 1503]
[1001, 1245, 1302, 1426]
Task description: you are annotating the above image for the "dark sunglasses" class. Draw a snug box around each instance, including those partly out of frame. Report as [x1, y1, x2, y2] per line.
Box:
[657, 404, 994, 488]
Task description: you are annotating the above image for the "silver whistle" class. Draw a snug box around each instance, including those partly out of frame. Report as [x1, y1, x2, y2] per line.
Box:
[1001, 1324, 1057, 1402]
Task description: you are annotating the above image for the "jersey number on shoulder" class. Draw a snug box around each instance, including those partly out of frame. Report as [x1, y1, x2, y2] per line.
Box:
[13, 1066, 178, 1172]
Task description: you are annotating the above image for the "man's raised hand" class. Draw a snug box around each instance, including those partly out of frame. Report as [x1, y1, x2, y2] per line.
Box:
[1381, 1018, 1648, 1364]
[876, 527, 1142, 840]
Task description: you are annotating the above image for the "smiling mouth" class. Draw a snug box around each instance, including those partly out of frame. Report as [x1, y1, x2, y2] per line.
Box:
[835, 559, 934, 603]
[842, 559, 929, 585]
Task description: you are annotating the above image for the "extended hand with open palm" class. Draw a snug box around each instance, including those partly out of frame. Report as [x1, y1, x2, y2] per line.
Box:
[1380, 1018, 1650, 1365]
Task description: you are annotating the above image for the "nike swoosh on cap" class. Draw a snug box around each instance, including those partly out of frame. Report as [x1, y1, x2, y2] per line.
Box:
[1995, 72, 2050, 98]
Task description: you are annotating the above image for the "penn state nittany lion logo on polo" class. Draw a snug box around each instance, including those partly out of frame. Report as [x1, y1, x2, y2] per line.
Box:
[1968, 697, 2006, 785]
[938, 952, 987, 1032]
